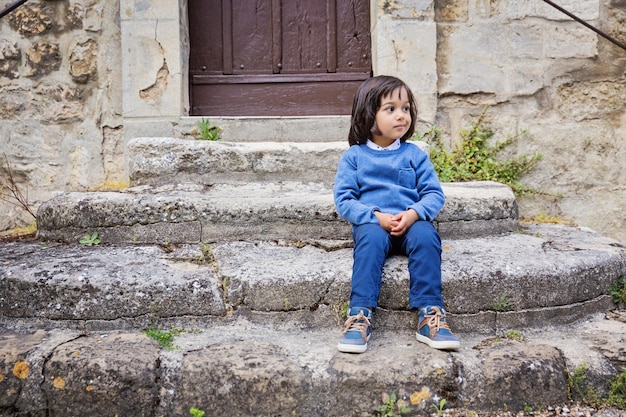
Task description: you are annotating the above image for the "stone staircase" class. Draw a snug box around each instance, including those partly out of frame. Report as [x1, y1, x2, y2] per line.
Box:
[1, 136, 625, 417]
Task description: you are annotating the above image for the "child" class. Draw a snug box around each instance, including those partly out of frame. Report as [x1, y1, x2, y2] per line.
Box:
[333, 75, 460, 353]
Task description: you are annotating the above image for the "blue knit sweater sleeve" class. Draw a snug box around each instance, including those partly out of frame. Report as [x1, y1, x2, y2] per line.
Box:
[333, 143, 445, 226]
[332, 146, 381, 225]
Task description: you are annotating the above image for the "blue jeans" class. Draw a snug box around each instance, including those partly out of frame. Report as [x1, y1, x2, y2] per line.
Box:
[349, 221, 443, 310]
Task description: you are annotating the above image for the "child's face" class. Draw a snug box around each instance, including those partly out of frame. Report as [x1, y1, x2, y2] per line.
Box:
[372, 87, 411, 147]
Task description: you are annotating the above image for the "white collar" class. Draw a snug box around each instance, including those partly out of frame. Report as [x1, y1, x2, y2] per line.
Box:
[366, 138, 401, 151]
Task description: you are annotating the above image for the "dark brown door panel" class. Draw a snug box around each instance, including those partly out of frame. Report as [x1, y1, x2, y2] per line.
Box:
[189, 0, 371, 116]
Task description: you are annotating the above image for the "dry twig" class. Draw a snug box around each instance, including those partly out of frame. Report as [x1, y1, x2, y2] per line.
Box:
[0, 153, 36, 219]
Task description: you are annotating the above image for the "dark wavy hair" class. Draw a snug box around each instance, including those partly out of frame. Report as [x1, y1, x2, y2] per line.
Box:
[348, 75, 417, 146]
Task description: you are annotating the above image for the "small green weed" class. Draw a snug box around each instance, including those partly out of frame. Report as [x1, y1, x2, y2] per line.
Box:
[195, 118, 221, 141]
[143, 326, 183, 350]
[375, 392, 410, 417]
[610, 277, 626, 308]
[606, 369, 626, 409]
[490, 294, 514, 312]
[340, 300, 350, 319]
[79, 232, 100, 246]
[414, 108, 543, 195]
[433, 398, 446, 415]
[189, 407, 205, 417]
[567, 363, 601, 406]
[504, 329, 524, 341]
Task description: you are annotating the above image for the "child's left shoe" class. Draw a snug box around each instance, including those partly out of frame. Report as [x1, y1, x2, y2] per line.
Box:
[416, 306, 460, 350]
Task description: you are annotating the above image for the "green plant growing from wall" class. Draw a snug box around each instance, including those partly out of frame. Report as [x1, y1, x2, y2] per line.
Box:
[489, 293, 514, 312]
[413, 108, 543, 195]
[504, 329, 524, 341]
[143, 326, 183, 350]
[195, 118, 221, 141]
[610, 277, 626, 308]
[566, 363, 601, 407]
[189, 407, 205, 417]
[606, 369, 626, 409]
[375, 392, 410, 416]
[79, 232, 101, 246]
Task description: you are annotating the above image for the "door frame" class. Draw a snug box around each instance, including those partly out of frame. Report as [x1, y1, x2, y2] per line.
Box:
[119, 0, 438, 141]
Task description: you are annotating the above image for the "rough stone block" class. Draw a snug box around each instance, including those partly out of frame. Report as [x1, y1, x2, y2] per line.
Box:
[441, 223, 626, 314]
[543, 23, 598, 58]
[0, 244, 226, 320]
[373, 19, 438, 121]
[174, 342, 307, 417]
[461, 341, 569, 410]
[536, 0, 600, 21]
[435, 0, 468, 21]
[43, 333, 160, 417]
[214, 241, 352, 311]
[330, 341, 457, 415]
[0, 331, 46, 409]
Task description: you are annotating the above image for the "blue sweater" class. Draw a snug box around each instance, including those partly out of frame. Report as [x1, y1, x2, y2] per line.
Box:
[333, 142, 445, 225]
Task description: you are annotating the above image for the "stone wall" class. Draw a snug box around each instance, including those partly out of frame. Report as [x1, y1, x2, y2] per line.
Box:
[0, 0, 625, 244]
[0, 0, 122, 232]
[429, 0, 626, 244]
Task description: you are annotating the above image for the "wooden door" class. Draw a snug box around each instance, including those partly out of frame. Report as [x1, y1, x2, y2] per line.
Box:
[188, 0, 371, 116]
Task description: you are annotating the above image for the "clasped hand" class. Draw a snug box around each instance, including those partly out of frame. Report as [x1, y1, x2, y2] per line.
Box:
[374, 209, 419, 236]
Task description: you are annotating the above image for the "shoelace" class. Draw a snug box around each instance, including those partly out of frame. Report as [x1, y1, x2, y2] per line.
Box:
[421, 307, 452, 338]
[342, 311, 371, 341]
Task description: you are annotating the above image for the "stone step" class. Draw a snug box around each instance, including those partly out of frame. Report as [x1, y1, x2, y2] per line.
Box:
[36, 181, 518, 244]
[3, 223, 623, 331]
[126, 137, 427, 187]
[1, 313, 624, 416]
[1, 224, 625, 416]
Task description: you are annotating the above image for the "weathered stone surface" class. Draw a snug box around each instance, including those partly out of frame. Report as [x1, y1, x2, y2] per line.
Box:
[461, 341, 569, 411]
[517, 117, 626, 246]
[42, 333, 160, 417]
[174, 342, 307, 417]
[25, 42, 61, 77]
[7, 4, 54, 36]
[0, 83, 85, 122]
[68, 37, 98, 84]
[66, 3, 85, 30]
[0, 329, 84, 415]
[1, 312, 625, 416]
[8, 222, 621, 331]
[0, 40, 20, 79]
[556, 79, 626, 122]
[35, 180, 518, 243]
[214, 241, 352, 311]
[0, 244, 225, 320]
[0, 331, 46, 409]
[127, 138, 356, 186]
[330, 340, 458, 416]
[435, 0, 468, 22]
[442, 223, 626, 314]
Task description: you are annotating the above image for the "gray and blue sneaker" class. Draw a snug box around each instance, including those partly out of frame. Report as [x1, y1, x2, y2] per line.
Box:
[337, 307, 372, 353]
[416, 306, 460, 350]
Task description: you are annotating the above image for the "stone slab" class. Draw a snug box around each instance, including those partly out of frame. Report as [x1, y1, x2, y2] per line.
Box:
[35, 181, 518, 244]
[0, 244, 225, 321]
[0, 311, 624, 416]
[127, 138, 429, 187]
[2, 224, 624, 333]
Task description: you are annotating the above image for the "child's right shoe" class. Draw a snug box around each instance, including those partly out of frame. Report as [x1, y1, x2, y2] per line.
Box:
[337, 307, 372, 353]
